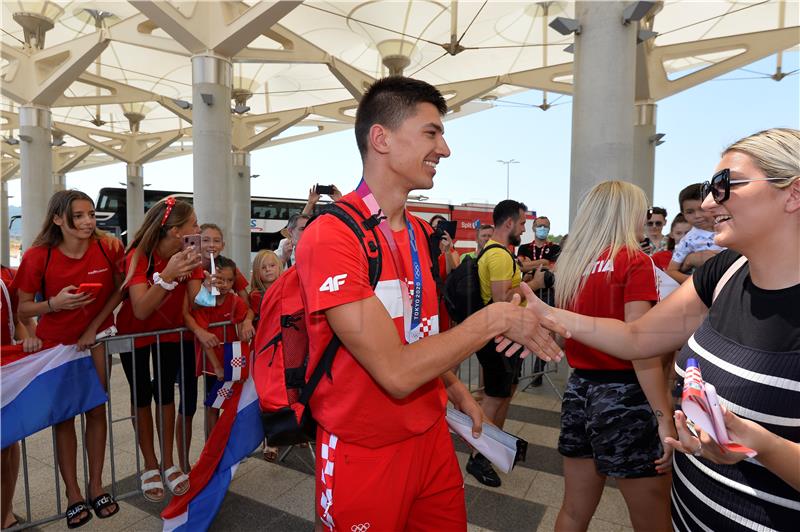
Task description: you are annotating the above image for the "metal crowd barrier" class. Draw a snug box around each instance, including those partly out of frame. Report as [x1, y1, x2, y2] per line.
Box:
[5, 321, 232, 531]
[5, 322, 562, 530]
[456, 352, 563, 400]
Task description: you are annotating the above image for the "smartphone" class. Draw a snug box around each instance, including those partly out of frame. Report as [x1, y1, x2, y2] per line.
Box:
[75, 283, 102, 298]
[182, 234, 201, 251]
[639, 237, 652, 250]
[440, 220, 457, 239]
[315, 184, 335, 195]
[704, 383, 730, 444]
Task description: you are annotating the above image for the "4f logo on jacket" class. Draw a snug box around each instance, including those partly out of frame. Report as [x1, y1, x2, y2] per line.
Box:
[320, 274, 348, 292]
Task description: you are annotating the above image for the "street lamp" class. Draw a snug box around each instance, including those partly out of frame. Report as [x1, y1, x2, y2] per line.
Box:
[497, 159, 519, 199]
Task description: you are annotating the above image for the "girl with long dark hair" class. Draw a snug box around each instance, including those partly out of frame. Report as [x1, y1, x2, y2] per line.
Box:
[116, 197, 203, 502]
[15, 190, 124, 528]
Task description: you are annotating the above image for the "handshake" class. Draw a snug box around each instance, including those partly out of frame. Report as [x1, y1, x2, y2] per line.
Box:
[487, 283, 569, 363]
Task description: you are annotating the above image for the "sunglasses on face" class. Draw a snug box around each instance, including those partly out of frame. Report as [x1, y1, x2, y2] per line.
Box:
[702, 168, 786, 204]
[646, 221, 664, 227]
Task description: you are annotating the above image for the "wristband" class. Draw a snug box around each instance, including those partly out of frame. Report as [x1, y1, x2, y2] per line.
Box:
[47, 298, 55, 313]
[153, 272, 178, 291]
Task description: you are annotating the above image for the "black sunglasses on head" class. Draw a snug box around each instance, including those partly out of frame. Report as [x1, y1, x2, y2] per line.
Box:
[702, 168, 787, 204]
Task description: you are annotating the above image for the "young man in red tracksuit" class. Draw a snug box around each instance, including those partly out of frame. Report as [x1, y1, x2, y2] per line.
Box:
[295, 76, 566, 531]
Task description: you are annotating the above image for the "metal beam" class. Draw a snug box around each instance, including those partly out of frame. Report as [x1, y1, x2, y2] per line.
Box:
[648, 26, 800, 101]
[52, 145, 93, 175]
[232, 108, 309, 153]
[130, 1, 301, 57]
[52, 72, 158, 108]
[1, 30, 110, 106]
[54, 121, 184, 164]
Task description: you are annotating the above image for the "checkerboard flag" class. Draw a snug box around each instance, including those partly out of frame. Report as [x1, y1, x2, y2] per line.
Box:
[223, 341, 249, 382]
[204, 380, 236, 410]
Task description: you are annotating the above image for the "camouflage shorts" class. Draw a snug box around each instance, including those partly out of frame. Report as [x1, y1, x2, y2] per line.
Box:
[557, 372, 661, 478]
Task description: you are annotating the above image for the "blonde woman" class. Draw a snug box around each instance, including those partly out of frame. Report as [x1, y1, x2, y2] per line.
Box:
[522, 129, 799, 531]
[552, 181, 674, 531]
[249, 249, 283, 461]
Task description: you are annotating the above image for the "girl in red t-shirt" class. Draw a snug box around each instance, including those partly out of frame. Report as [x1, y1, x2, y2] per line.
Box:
[185, 256, 250, 433]
[171, 222, 255, 472]
[248, 249, 283, 460]
[248, 249, 283, 324]
[15, 190, 123, 527]
[116, 197, 203, 502]
[552, 181, 675, 532]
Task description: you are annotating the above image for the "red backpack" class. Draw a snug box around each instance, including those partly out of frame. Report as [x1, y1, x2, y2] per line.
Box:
[252, 202, 382, 446]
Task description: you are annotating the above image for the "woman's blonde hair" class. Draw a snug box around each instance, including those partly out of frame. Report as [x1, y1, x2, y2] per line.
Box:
[123, 197, 194, 287]
[250, 249, 283, 293]
[724, 128, 799, 189]
[554, 181, 649, 310]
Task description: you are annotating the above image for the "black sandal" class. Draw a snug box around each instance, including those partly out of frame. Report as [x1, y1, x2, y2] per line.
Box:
[65, 501, 92, 529]
[91, 493, 119, 519]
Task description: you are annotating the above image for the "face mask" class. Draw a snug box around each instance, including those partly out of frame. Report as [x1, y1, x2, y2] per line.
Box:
[535, 226, 550, 240]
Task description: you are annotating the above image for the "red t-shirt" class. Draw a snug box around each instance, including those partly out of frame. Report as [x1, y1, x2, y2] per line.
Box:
[15, 238, 124, 344]
[116, 248, 204, 348]
[233, 268, 248, 295]
[296, 192, 447, 448]
[191, 292, 248, 376]
[651, 250, 672, 271]
[248, 290, 263, 320]
[565, 247, 659, 371]
[1, 267, 18, 346]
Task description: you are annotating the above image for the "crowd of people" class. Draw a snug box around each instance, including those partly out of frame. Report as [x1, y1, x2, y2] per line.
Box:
[1, 75, 797, 532]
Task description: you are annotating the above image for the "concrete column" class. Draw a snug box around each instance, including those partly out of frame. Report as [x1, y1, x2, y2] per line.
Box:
[633, 102, 657, 202]
[231, 151, 252, 276]
[192, 54, 232, 237]
[53, 172, 67, 192]
[1, 181, 10, 265]
[569, 1, 638, 225]
[126, 163, 145, 243]
[19, 104, 53, 250]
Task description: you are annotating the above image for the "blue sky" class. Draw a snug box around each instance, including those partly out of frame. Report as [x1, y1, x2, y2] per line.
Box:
[9, 52, 798, 236]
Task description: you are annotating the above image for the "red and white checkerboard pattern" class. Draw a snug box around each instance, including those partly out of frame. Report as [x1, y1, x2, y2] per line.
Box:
[230, 357, 246, 368]
[319, 431, 338, 530]
[419, 317, 433, 337]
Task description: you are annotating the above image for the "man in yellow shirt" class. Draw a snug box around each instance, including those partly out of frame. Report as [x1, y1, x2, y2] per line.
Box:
[468, 200, 545, 487]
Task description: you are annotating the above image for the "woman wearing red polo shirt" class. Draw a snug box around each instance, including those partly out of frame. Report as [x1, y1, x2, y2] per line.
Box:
[552, 181, 675, 532]
[15, 190, 124, 528]
[116, 197, 203, 502]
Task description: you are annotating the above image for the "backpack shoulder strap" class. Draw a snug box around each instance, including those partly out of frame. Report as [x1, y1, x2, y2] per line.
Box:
[299, 201, 383, 392]
[477, 243, 517, 274]
[319, 201, 382, 288]
[96, 238, 114, 269]
[712, 255, 748, 303]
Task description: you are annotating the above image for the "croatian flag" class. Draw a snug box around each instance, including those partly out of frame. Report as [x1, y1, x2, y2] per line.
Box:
[162, 377, 265, 531]
[1, 344, 108, 449]
[223, 341, 248, 382]
[204, 380, 236, 410]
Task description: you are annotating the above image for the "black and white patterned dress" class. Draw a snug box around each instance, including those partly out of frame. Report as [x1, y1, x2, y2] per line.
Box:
[672, 251, 800, 531]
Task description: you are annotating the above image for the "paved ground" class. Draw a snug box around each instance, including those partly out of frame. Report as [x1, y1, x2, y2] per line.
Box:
[10, 355, 635, 531]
